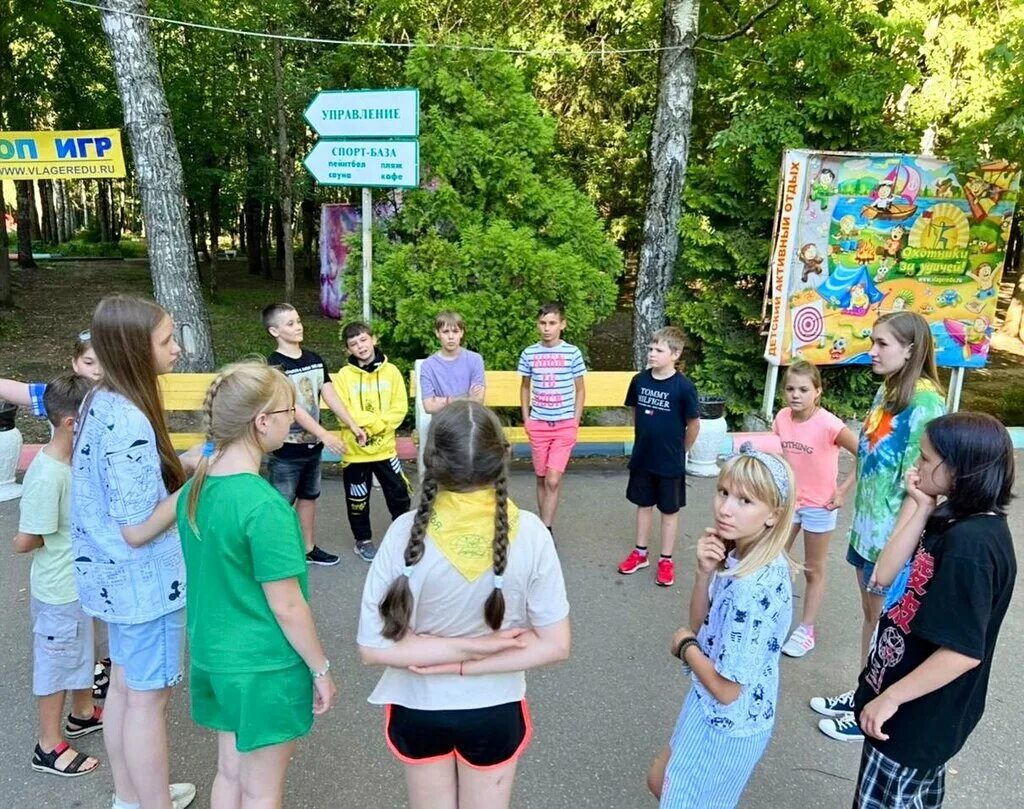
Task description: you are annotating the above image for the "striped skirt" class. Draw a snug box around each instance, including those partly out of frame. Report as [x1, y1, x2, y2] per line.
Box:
[660, 689, 772, 809]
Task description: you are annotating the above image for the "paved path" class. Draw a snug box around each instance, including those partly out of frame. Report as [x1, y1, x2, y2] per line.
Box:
[2, 458, 1022, 808]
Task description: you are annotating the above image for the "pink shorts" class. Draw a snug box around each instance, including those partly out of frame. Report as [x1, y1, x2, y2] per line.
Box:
[525, 418, 578, 476]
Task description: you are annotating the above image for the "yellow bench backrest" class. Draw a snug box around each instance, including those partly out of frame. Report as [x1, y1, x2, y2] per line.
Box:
[408, 370, 634, 408]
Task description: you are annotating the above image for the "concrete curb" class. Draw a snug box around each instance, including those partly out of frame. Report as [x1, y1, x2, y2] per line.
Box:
[16, 427, 1024, 474]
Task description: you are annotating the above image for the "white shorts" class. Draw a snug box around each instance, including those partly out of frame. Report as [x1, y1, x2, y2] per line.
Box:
[793, 506, 838, 533]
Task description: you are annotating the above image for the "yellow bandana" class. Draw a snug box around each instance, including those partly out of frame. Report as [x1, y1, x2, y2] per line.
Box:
[428, 489, 520, 582]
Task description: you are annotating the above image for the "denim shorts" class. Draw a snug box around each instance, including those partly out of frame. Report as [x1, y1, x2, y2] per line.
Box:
[31, 598, 95, 696]
[794, 506, 838, 533]
[846, 544, 911, 608]
[107, 608, 186, 691]
[267, 451, 322, 503]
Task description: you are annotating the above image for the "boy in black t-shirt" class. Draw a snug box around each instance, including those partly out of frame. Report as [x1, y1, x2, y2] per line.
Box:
[852, 412, 1016, 809]
[262, 303, 366, 566]
[617, 327, 700, 587]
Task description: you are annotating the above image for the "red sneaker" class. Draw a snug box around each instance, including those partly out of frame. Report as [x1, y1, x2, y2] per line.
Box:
[656, 558, 675, 587]
[618, 549, 650, 574]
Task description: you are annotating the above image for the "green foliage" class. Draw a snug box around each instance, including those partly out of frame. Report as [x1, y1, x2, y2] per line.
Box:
[347, 46, 622, 372]
[44, 238, 147, 258]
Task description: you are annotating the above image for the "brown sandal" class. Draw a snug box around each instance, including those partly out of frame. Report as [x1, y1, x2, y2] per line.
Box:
[31, 741, 99, 777]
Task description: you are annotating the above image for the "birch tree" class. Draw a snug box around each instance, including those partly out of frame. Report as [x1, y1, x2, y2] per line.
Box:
[98, 0, 215, 370]
[632, 0, 781, 370]
[632, 0, 699, 370]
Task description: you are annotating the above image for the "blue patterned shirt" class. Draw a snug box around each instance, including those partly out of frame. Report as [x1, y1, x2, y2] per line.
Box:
[28, 382, 47, 418]
[692, 553, 793, 736]
[69, 389, 185, 624]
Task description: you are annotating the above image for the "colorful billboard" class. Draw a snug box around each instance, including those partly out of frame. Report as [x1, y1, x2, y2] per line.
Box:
[0, 129, 126, 180]
[764, 150, 1019, 368]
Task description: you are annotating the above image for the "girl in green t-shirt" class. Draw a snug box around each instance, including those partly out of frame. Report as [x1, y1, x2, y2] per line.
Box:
[126, 360, 337, 809]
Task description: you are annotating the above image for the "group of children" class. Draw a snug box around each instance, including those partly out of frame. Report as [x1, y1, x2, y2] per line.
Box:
[6, 300, 1017, 809]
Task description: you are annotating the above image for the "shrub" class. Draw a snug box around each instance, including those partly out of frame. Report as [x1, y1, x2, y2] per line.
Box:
[345, 45, 622, 374]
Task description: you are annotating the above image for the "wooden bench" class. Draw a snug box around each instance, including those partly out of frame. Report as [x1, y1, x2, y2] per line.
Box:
[410, 363, 635, 473]
[156, 374, 419, 461]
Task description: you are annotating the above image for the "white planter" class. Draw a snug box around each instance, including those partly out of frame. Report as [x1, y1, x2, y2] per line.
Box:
[0, 424, 23, 502]
[687, 415, 728, 477]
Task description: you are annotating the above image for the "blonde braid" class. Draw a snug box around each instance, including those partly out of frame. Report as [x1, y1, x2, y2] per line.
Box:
[186, 370, 229, 535]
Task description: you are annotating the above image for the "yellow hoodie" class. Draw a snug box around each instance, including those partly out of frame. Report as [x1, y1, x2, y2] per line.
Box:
[332, 349, 408, 464]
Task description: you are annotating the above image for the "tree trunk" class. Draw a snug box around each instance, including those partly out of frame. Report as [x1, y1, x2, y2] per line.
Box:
[98, 0, 215, 371]
[41, 180, 57, 243]
[65, 181, 78, 236]
[237, 208, 245, 253]
[97, 180, 112, 242]
[0, 182, 12, 306]
[208, 180, 220, 293]
[54, 182, 69, 243]
[999, 214, 1023, 341]
[245, 195, 261, 275]
[81, 181, 90, 229]
[633, 0, 700, 370]
[274, 37, 296, 301]
[15, 181, 37, 268]
[301, 195, 316, 282]
[29, 182, 42, 241]
[113, 182, 124, 242]
[273, 202, 285, 272]
[260, 201, 272, 279]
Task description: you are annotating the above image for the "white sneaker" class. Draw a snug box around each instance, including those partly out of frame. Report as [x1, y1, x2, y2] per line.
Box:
[818, 713, 865, 742]
[112, 783, 196, 809]
[171, 783, 197, 809]
[782, 624, 815, 658]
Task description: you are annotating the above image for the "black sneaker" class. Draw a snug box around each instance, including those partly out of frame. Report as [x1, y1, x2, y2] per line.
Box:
[306, 546, 340, 566]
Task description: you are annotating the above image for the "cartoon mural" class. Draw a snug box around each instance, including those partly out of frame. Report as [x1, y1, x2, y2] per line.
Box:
[764, 151, 1020, 369]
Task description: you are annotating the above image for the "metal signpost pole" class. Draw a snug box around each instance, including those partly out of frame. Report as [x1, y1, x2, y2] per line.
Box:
[302, 88, 420, 324]
[362, 187, 372, 321]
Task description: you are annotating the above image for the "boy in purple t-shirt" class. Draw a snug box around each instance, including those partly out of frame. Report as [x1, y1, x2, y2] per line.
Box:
[420, 311, 486, 413]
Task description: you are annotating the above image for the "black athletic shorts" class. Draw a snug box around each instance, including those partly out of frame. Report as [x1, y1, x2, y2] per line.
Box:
[626, 467, 686, 513]
[384, 700, 531, 769]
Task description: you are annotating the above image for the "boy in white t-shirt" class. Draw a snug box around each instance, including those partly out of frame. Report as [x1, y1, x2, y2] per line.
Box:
[14, 374, 103, 778]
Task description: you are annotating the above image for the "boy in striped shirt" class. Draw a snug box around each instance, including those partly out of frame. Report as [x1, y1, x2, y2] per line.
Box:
[518, 302, 587, 535]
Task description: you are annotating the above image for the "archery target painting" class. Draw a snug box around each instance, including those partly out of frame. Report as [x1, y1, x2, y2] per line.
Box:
[791, 301, 825, 348]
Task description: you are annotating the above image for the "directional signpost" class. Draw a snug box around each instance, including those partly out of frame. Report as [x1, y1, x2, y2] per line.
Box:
[303, 88, 420, 321]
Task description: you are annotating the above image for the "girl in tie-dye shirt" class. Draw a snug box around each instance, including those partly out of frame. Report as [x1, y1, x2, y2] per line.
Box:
[813, 312, 945, 743]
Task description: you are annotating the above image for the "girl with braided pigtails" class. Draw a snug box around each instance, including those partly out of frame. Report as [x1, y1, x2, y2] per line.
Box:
[123, 360, 337, 809]
[357, 400, 571, 809]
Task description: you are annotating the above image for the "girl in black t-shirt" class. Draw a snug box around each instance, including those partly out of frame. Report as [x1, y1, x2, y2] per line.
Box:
[852, 412, 1016, 809]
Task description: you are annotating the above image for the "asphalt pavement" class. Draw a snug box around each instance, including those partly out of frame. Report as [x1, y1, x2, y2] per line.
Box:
[1, 456, 1021, 808]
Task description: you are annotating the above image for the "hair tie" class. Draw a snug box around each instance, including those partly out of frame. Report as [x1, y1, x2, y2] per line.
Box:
[737, 441, 790, 500]
[493, 574, 504, 590]
[201, 441, 216, 458]
[402, 565, 413, 578]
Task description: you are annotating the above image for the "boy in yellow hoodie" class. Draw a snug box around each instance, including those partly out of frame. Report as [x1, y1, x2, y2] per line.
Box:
[333, 322, 412, 562]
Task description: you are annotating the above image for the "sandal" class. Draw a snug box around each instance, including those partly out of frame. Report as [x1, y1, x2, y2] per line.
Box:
[65, 707, 104, 739]
[31, 741, 99, 778]
[93, 663, 110, 700]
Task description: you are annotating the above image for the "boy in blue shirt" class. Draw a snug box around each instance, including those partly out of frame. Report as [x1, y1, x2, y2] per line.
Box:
[518, 302, 587, 535]
[617, 327, 700, 587]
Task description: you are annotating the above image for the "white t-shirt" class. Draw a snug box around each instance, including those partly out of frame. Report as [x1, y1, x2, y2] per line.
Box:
[357, 508, 570, 711]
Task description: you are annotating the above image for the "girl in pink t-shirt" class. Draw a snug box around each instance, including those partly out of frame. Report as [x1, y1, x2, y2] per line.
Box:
[773, 361, 858, 658]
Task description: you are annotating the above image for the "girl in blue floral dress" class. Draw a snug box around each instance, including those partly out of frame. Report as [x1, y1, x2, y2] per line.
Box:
[648, 445, 797, 809]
